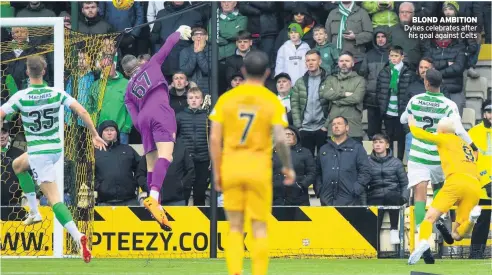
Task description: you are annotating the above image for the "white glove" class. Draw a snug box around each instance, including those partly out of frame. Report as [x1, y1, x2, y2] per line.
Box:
[176, 25, 192, 40]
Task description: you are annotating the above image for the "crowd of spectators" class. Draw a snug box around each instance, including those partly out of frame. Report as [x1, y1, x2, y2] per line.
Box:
[1, 2, 491, 248]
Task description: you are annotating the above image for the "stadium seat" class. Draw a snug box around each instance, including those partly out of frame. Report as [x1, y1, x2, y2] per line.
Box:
[130, 144, 144, 156]
[465, 76, 488, 120]
[362, 141, 372, 155]
[477, 44, 492, 61]
[461, 108, 476, 130]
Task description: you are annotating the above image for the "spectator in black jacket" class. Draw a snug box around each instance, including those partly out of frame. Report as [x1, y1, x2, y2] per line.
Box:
[367, 134, 409, 247]
[404, 57, 434, 156]
[1, 122, 25, 206]
[95, 120, 142, 206]
[78, 2, 112, 34]
[179, 27, 210, 94]
[151, 1, 203, 79]
[423, 35, 467, 116]
[176, 87, 210, 206]
[376, 46, 416, 160]
[273, 126, 315, 206]
[315, 116, 371, 206]
[137, 137, 195, 206]
[224, 31, 252, 93]
[169, 71, 197, 114]
[359, 26, 390, 140]
[238, 2, 279, 61]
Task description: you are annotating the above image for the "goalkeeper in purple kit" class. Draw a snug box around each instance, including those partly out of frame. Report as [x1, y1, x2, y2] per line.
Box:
[121, 25, 192, 231]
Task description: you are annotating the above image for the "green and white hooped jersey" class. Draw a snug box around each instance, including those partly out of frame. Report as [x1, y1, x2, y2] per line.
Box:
[1, 84, 75, 155]
[403, 92, 461, 166]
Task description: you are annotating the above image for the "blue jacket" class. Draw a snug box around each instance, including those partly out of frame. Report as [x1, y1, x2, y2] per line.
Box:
[65, 72, 95, 127]
[98, 2, 144, 37]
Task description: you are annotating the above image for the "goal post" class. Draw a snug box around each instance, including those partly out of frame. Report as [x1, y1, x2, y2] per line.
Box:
[1, 17, 65, 258]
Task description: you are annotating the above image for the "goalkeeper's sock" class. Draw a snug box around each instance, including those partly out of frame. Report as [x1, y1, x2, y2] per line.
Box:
[147, 172, 153, 191]
[17, 172, 39, 214]
[415, 201, 427, 226]
[251, 236, 269, 275]
[53, 202, 81, 241]
[419, 219, 433, 241]
[149, 158, 171, 199]
[225, 231, 244, 275]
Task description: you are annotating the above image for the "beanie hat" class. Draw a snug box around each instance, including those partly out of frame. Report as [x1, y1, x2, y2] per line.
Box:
[288, 23, 304, 39]
[443, 1, 459, 13]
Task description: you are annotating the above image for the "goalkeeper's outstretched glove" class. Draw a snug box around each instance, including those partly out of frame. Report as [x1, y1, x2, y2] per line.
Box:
[176, 25, 192, 40]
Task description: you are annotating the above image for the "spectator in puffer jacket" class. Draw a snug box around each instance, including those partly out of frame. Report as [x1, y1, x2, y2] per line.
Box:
[367, 134, 409, 247]
[98, 1, 144, 56]
[151, 1, 202, 78]
[313, 26, 339, 76]
[272, 126, 315, 206]
[423, 34, 467, 116]
[137, 137, 195, 206]
[169, 71, 197, 114]
[176, 87, 210, 206]
[180, 27, 210, 95]
[325, 1, 373, 70]
[95, 120, 142, 206]
[78, 2, 112, 34]
[276, 23, 311, 84]
[238, 2, 279, 61]
[376, 46, 416, 160]
[209, 1, 248, 61]
[291, 50, 349, 155]
[361, 1, 399, 28]
[315, 116, 371, 206]
[359, 26, 390, 140]
[275, 3, 318, 54]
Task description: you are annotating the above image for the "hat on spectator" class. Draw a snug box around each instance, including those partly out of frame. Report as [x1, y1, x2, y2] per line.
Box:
[482, 99, 491, 113]
[288, 23, 304, 38]
[274, 73, 291, 82]
[442, 1, 459, 13]
[230, 71, 244, 81]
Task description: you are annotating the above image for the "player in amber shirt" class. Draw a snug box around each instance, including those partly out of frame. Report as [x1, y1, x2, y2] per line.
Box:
[408, 115, 482, 265]
[209, 50, 295, 275]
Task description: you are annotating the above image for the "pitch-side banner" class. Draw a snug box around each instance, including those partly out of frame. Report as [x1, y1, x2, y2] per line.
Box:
[1, 206, 379, 258]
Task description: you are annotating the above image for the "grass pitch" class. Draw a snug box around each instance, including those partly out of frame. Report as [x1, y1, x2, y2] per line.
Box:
[1, 258, 490, 275]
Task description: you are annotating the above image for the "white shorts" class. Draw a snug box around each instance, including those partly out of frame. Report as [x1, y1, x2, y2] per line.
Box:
[28, 153, 61, 185]
[407, 161, 445, 189]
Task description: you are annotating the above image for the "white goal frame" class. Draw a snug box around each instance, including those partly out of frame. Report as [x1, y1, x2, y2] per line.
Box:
[1, 17, 65, 258]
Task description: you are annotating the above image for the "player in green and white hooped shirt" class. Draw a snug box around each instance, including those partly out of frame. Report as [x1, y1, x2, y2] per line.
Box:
[0, 56, 107, 263]
[401, 69, 478, 230]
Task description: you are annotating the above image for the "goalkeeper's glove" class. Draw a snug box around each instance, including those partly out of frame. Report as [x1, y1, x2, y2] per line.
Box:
[176, 25, 192, 40]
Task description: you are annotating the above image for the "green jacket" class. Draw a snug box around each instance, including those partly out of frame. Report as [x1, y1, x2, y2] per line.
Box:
[1, 2, 14, 18]
[324, 71, 366, 137]
[361, 2, 399, 28]
[209, 10, 247, 60]
[90, 72, 133, 134]
[314, 43, 340, 76]
[290, 69, 345, 129]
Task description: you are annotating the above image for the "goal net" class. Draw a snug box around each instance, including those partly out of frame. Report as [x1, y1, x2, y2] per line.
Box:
[1, 17, 119, 258]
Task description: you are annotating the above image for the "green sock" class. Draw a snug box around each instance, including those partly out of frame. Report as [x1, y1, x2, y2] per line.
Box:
[415, 201, 427, 226]
[16, 171, 36, 193]
[52, 202, 73, 226]
[433, 188, 441, 198]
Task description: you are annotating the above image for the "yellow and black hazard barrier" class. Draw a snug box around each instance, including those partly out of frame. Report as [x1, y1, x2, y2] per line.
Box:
[1, 206, 383, 259]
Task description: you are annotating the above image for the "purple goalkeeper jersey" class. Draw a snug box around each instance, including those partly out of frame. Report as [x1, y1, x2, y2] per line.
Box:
[125, 32, 181, 124]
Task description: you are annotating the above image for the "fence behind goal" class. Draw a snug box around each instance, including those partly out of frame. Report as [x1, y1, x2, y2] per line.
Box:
[0, 17, 119, 258]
